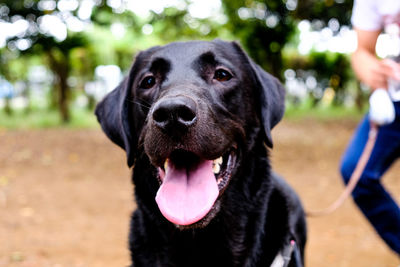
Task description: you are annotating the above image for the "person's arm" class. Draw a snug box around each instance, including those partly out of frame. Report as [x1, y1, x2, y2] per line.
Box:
[351, 27, 400, 90]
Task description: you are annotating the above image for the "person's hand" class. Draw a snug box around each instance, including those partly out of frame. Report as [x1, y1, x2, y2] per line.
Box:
[351, 27, 400, 90]
[352, 50, 400, 90]
[382, 58, 400, 82]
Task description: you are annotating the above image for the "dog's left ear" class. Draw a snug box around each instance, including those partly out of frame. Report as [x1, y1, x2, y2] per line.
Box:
[230, 41, 285, 148]
[250, 61, 285, 148]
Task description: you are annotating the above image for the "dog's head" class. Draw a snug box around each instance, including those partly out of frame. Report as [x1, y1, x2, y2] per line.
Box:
[96, 40, 285, 227]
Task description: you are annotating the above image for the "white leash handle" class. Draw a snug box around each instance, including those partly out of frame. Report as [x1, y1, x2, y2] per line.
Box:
[369, 88, 395, 126]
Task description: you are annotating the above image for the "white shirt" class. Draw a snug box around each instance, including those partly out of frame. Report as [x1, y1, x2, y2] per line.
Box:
[351, 0, 400, 31]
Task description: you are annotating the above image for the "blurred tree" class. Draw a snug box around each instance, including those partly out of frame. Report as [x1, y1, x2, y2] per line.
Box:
[33, 34, 87, 121]
[284, 50, 354, 106]
[0, 48, 15, 115]
[0, 0, 91, 122]
[289, 0, 356, 107]
[0, 48, 34, 114]
[90, 2, 144, 69]
[90, 2, 230, 71]
[294, 0, 353, 30]
[0, 0, 360, 119]
[148, 7, 224, 43]
[221, 0, 356, 106]
[221, 0, 297, 79]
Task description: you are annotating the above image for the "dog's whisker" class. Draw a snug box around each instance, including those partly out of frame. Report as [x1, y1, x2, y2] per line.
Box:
[137, 98, 152, 106]
[126, 98, 151, 109]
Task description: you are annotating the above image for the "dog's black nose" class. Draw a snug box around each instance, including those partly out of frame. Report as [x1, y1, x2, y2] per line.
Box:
[152, 96, 197, 133]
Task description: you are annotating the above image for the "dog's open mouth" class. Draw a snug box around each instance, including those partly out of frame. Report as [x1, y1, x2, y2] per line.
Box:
[155, 148, 237, 226]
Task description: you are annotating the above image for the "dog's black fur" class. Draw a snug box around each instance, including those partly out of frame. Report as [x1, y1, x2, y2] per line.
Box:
[95, 40, 306, 267]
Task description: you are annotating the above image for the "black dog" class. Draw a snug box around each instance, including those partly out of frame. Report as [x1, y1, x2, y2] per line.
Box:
[95, 40, 306, 267]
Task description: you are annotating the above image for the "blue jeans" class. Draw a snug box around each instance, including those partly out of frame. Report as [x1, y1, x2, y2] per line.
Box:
[340, 102, 400, 255]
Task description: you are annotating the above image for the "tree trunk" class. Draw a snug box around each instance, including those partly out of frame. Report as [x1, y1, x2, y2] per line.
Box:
[59, 74, 70, 123]
[48, 50, 70, 123]
[23, 81, 31, 114]
[87, 94, 96, 111]
[4, 98, 12, 115]
[355, 82, 365, 111]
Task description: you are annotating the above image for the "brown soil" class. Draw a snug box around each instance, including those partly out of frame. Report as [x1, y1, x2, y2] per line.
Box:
[0, 119, 399, 266]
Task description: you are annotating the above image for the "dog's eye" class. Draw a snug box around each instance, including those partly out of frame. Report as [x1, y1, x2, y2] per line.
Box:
[213, 69, 232, 82]
[140, 76, 156, 89]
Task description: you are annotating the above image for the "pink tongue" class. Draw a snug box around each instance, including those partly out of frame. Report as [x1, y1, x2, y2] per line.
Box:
[155, 159, 219, 225]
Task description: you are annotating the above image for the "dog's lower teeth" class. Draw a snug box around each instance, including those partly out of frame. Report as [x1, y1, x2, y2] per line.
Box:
[164, 159, 169, 171]
[213, 163, 220, 174]
[212, 157, 223, 174]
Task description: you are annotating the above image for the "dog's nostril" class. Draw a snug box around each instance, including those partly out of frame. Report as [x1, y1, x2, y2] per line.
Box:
[152, 97, 197, 130]
[176, 105, 196, 124]
[153, 108, 170, 124]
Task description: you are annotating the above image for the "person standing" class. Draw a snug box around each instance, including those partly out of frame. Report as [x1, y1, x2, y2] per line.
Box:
[340, 0, 400, 256]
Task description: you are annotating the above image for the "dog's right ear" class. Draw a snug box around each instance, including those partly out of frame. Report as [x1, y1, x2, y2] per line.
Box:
[95, 48, 159, 167]
[95, 77, 136, 167]
[96, 47, 161, 167]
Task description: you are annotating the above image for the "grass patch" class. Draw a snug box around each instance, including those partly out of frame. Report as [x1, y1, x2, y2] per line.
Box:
[0, 104, 367, 129]
[284, 103, 367, 122]
[0, 108, 99, 129]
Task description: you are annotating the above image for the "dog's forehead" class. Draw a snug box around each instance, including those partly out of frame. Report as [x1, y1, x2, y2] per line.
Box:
[151, 41, 231, 67]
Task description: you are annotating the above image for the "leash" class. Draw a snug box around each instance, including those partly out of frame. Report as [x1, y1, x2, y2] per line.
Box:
[270, 240, 301, 267]
[306, 122, 378, 217]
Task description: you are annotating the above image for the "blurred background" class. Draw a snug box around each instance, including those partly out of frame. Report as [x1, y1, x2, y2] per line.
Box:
[0, 0, 399, 266]
[1, 0, 390, 125]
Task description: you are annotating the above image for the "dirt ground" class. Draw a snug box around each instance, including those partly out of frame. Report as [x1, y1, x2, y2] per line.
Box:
[0, 119, 399, 267]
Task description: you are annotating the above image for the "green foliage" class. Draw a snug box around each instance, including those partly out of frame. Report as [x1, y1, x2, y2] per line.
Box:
[0, 48, 30, 82]
[148, 8, 222, 43]
[284, 50, 355, 105]
[0, 0, 94, 122]
[0, 107, 98, 129]
[294, 0, 353, 29]
[221, 0, 297, 78]
[285, 100, 365, 122]
[0, 0, 365, 128]
[220, 0, 357, 105]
